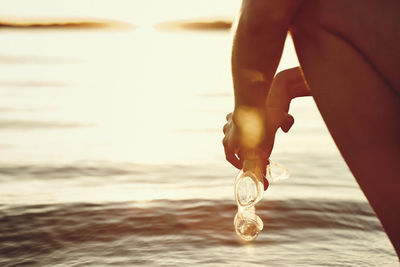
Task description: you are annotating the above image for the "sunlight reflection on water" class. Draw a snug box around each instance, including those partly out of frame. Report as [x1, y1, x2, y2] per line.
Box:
[0, 1, 397, 265]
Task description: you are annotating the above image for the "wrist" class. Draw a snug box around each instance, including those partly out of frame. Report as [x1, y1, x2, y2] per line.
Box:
[233, 106, 265, 151]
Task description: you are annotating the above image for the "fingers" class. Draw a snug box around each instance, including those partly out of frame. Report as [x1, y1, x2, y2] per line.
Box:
[263, 177, 269, 191]
[267, 67, 306, 133]
[273, 67, 303, 90]
[223, 123, 229, 134]
[273, 67, 310, 100]
[222, 68, 304, 169]
[222, 137, 243, 169]
[226, 152, 243, 169]
[226, 112, 232, 121]
[281, 113, 295, 132]
[223, 113, 243, 169]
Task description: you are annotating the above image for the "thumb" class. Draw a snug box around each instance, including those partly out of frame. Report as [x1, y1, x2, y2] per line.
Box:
[280, 113, 294, 132]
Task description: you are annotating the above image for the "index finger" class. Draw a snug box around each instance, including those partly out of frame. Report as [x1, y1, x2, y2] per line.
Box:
[226, 113, 232, 122]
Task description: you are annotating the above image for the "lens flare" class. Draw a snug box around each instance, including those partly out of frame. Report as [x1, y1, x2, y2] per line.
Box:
[235, 106, 264, 149]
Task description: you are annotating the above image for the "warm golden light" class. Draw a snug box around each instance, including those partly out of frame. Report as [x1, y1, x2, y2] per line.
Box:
[241, 69, 265, 83]
[1, 1, 392, 266]
[235, 106, 264, 149]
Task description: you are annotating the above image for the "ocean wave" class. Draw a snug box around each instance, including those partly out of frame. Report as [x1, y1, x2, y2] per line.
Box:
[0, 162, 228, 182]
[0, 199, 392, 266]
[0, 198, 381, 245]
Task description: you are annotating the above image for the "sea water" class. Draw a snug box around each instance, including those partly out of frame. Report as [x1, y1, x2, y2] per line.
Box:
[0, 2, 398, 265]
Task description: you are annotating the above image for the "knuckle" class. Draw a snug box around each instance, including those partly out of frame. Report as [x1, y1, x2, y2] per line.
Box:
[223, 124, 230, 133]
[222, 137, 227, 146]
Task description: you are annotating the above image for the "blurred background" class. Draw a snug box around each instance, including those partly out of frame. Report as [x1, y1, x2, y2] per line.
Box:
[0, 1, 397, 266]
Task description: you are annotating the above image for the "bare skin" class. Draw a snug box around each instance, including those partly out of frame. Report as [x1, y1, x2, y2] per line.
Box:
[222, 0, 400, 258]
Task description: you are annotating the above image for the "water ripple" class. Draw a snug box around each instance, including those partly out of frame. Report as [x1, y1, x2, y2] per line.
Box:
[0, 199, 393, 266]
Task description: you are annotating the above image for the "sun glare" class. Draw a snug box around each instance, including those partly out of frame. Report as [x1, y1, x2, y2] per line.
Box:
[235, 106, 264, 149]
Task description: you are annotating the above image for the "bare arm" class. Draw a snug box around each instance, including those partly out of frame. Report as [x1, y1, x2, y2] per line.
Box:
[232, 0, 303, 108]
[224, 0, 304, 168]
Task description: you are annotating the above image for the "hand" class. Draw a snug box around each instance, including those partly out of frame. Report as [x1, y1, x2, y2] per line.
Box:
[222, 107, 286, 170]
[223, 67, 310, 169]
[222, 112, 242, 169]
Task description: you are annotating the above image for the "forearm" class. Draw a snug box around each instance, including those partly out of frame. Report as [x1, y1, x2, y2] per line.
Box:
[232, 0, 304, 109]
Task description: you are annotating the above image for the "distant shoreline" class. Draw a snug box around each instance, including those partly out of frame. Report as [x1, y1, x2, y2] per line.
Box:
[0, 18, 133, 30]
[0, 17, 233, 32]
[155, 19, 232, 31]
